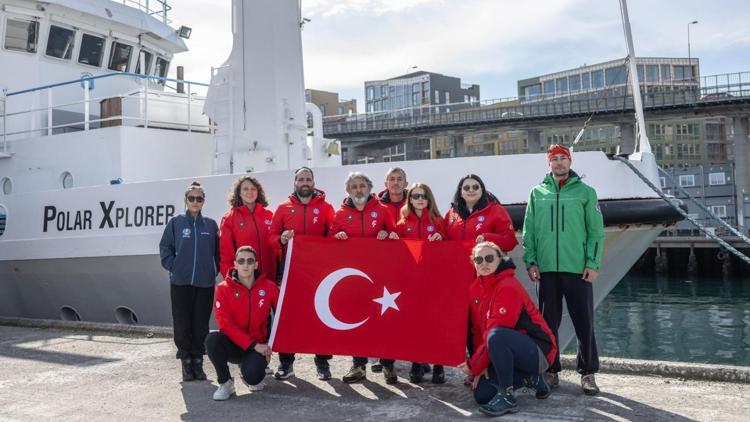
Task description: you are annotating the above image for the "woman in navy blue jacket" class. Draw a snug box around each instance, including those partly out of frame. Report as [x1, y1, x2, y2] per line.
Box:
[159, 181, 220, 382]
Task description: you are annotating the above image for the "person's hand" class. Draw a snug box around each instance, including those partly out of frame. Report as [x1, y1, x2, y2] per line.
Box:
[376, 230, 388, 240]
[457, 362, 472, 376]
[254, 343, 271, 359]
[582, 268, 599, 283]
[527, 265, 541, 282]
[280, 230, 294, 245]
[475, 234, 485, 243]
[334, 231, 348, 240]
[428, 233, 443, 241]
[472, 368, 489, 390]
[388, 231, 399, 240]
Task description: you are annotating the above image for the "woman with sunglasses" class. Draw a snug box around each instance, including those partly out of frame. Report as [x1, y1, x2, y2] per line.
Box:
[394, 183, 446, 383]
[445, 174, 517, 252]
[207, 245, 279, 401]
[159, 181, 220, 382]
[219, 176, 276, 282]
[457, 242, 557, 416]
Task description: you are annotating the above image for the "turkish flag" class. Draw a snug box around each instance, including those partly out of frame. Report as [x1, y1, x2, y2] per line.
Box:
[269, 236, 474, 366]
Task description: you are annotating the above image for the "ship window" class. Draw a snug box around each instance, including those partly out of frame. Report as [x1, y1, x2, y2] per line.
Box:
[108, 42, 132, 72]
[135, 49, 153, 75]
[61, 172, 73, 189]
[1, 177, 11, 195]
[45, 25, 76, 60]
[154, 57, 169, 80]
[0, 204, 6, 237]
[4, 18, 39, 53]
[78, 33, 105, 67]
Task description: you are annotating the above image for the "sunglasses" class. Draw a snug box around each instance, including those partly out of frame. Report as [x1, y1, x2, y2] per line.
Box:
[236, 257, 256, 266]
[411, 193, 428, 200]
[472, 254, 496, 265]
[462, 184, 481, 192]
[187, 195, 205, 203]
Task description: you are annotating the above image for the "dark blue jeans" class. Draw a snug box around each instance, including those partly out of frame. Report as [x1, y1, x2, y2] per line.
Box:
[206, 331, 267, 385]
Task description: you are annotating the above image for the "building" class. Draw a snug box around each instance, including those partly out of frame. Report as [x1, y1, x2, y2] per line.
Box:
[364, 71, 479, 113]
[305, 89, 356, 116]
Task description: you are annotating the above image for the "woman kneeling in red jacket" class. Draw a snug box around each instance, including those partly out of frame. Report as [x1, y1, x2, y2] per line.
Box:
[458, 242, 557, 417]
[206, 245, 279, 401]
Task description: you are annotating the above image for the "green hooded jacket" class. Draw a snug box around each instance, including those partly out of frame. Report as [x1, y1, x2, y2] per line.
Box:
[522, 170, 605, 274]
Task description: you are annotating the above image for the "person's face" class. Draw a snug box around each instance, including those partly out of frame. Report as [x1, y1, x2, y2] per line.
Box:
[385, 171, 407, 196]
[410, 188, 428, 212]
[240, 180, 258, 205]
[549, 153, 572, 177]
[461, 178, 482, 204]
[294, 170, 315, 197]
[347, 177, 371, 204]
[473, 247, 500, 276]
[185, 189, 205, 214]
[235, 251, 258, 278]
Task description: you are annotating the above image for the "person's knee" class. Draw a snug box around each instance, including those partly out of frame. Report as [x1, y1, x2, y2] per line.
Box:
[241, 353, 267, 385]
[204, 331, 222, 353]
[487, 327, 515, 348]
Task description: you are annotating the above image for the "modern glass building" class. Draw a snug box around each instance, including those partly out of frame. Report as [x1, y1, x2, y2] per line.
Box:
[364, 71, 479, 113]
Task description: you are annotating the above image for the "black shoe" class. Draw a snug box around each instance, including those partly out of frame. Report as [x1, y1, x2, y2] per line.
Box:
[523, 374, 551, 399]
[479, 388, 518, 417]
[274, 363, 295, 380]
[181, 358, 195, 382]
[409, 362, 425, 383]
[371, 363, 383, 373]
[431, 365, 446, 384]
[192, 357, 207, 381]
[316, 364, 332, 381]
[383, 365, 398, 385]
[422, 363, 432, 374]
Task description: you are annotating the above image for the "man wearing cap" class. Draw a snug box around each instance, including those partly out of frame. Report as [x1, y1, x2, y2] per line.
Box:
[268, 167, 336, 381]
[522, 144, 605, 396]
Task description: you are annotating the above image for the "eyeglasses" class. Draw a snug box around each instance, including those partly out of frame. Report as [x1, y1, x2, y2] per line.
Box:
[411, 193, 428, 200]
[187, 196, 205, 203]
[236, 257, 256, 266]
[472, 254, 496, 265]
[462, 184, 481, 192]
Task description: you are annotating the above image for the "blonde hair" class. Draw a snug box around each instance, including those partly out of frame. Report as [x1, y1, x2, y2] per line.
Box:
[471, 241, 508, 261]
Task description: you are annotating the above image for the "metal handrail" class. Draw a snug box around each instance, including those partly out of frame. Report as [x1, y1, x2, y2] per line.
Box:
[6, 72, 209, 97]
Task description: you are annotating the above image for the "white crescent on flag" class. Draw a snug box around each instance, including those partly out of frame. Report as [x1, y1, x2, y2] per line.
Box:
[314, 268, 372, 331]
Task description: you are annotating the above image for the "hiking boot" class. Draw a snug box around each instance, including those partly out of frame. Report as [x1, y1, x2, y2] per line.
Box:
[524, 374, 551, 399]
[479, 388, 518, 417]
[409, 362, 425, 383]
[213, 378, 235, 401]
[192, 357, 207, 381]
[342, 366, 366, 383]
[274, 363, 295, 380]
[422, 363, 432, 374]
[181, 358, 195, 382]
[581, 374, 600, 396]
[545, 372, 560, 389]
[316, 364, 332, 381]
[371, 363, 383, 373]
[383, 364, 398, 384]
[431, 365, 446, 384]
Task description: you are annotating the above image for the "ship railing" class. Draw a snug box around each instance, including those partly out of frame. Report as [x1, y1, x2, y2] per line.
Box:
[118, 0, 172, 24]
[0, 73, 212, 148]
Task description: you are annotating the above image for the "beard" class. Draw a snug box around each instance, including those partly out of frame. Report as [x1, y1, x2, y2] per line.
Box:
[352, 194, 368, 205]
[296, 186, 312, 197]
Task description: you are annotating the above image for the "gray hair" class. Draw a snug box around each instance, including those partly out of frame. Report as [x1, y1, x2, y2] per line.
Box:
[385, 167, 407, 180]
[345, 172, 373, 189]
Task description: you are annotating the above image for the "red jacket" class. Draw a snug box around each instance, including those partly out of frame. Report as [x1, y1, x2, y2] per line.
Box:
[220, 204, 276, 280]
[395, 211, 446, 240]
[269, 190, 335, 249]
[467, 266, 557, 376]
[445, 201, 518, 251]
[330, 195, 396, 238]
[377, 189, 407, 223]
[214, 272, 279, 350]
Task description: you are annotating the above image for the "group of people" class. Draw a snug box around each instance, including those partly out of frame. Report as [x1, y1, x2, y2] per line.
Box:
[158, 144, 605, 416]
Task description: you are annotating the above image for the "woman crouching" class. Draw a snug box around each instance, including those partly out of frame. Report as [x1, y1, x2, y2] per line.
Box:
[458, 242, 557, 417]
[206, 245, 279, 401]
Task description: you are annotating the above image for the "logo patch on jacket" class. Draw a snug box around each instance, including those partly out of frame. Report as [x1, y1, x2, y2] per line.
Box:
[427, 225, 434, 232]
[291, 208, 296, 214]
[264, 219, 271, 225]
[370, 211, 378, 218]
[498, 307, 507, 315]
[259, 299, 265, 307]
[182, 228, 191, 238]
[215, 300, 221, 309]
[259, 289, 266, 297]
[239, 221, 245, 228]
[313, 208, 320, 215]
[233, 291, 240, 298]
[406, 226, 413, 232]
[347, 215, 353, 221]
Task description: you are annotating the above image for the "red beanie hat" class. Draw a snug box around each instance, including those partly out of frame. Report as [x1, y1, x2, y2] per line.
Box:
[547, 144, 571, 161]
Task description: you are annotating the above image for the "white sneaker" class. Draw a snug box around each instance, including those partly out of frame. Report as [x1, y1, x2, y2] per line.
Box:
[242, 377, 266, 392]
[213, 378, 235, 401]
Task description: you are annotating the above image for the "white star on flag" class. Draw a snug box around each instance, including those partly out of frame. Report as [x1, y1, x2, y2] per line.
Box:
[372, 287, 401, 315]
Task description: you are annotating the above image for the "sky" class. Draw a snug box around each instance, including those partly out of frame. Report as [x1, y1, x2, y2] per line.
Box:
[168, 0, 750, 109]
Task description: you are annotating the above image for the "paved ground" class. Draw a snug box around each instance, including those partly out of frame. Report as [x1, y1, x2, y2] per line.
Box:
[0, 325, 748, 422]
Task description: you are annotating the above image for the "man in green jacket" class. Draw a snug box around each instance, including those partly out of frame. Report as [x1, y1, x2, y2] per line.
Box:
[522, 144, 605, 396]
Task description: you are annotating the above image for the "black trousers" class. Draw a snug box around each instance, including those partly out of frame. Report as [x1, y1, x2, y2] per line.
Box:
[170, 284, 214, 359]
[279, 352, 332, 367]
[206, 331, 267, 385]
[538, 272, 599, 374]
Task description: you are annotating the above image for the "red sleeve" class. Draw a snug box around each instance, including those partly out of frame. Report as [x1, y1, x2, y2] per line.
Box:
[219, 212, 235, 278]
[435, 216, 447, 238]
[262, 209, 277, 282]
[482, 204, 518, 252]
[215, 285, 253, 350]
[329, 209, 344, 237]
[383, 205, 396, 232]
[268, 205, 285, 251]
[323, 203, 335, 237]
[395, 220, 407, 238]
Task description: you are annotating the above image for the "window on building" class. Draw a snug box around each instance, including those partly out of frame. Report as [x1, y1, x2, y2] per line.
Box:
[646, 65, 659, 83]
[636, 64, 644, 82]
[337, 106, 343, 114]
[412, 92, 420, 106]
[661, 65, 672, 82]
[556, 77, 568, 94]
[381, 85, 388, 97]
[319, 104, 326, 115]
[679, 174, 695, 187]
[605, 65, 627, 86]
[445, 91, 450, 104]
[591, 70, 604, 88]
[367, 86, 375, 100]
[523, 84, 541, 99]
[464, 95, 469, 103]
[434, 90, 439, 104]
[709, 172, 726, 185]
[108, 42, 132, 71]
[4, 18, 39, 53]
[569, 75, 581, 92]
[135, 50, 154, 75]
[659, 177, 666, 188]
[45, 25, 75, 59]
[78, 33, 105, 67]
[581, 72, 590, 90]
[543, 80, 555, 96]
[710, 205, 727, 218]
[412, 83, 420, 93]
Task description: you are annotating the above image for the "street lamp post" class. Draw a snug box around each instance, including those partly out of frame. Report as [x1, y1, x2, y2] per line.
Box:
[687, 20, 698, 80]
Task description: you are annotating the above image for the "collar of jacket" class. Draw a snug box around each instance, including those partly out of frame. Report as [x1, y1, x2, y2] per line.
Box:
[342, 193, 378, 210]
[479, 261, 517, 288]
[378, 189, 407, 205]
[290, 189, 325, 205]
[227, 269, 264, 288]
[543, 170, 581, 191]
[184, 210, 203, 224]
[451, 191, 500, 220]
[237, 203, 265, 217]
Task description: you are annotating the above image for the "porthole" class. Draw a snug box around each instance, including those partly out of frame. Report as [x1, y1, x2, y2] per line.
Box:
[1, 177, 11, 195]
[61, 172, 73, 189]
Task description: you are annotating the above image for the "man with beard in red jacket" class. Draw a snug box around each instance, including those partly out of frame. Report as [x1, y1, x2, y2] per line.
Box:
[331, 171, 398, 384]
[269, 167, 336, 381]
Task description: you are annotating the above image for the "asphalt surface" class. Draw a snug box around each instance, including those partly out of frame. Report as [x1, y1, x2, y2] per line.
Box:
[0, 325, 748, 421]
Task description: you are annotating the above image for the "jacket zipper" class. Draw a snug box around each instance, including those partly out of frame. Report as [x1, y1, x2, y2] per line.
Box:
[417, 216, 422, 238]
[303, 204, 308, 234]
[361, 209, 365, 236]
[555, 191, 560, 272]
[562, 204, 565, 232]
[245, 288, 252, 333]
[549, 205, 554, 232]
[191, 217, 197, 285]
[250, 212, 263, 271]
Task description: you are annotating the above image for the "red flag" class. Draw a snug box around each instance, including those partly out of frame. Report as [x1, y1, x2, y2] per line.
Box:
[269, 236, 474, 366]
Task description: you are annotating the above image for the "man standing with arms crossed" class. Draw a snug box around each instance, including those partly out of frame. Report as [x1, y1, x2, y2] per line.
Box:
[522, 144, 605, 396]
[269, 167, 336, 381]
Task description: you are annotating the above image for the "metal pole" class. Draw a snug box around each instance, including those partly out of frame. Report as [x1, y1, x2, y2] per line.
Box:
[187, 82, 191, 133]
[688, 21, 698, 82]
[84, 79, 90, 131]
[2, 89, 6, 153]
[618, 0, 651, 154]
[143, 76, 149, 128]
[47, 88, 52, 136]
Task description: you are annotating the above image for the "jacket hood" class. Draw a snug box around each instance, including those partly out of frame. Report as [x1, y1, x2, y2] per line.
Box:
[542, 170, 581, 190]
[226, 268, 265, 286]
[451, 191, 501, 220]
[378, 189, 407, 205]
[479, 262, 517, 288]
[341, 193, 379, 210]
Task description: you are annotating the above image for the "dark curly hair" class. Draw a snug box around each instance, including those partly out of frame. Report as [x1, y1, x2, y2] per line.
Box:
[228, 176, 269, 208]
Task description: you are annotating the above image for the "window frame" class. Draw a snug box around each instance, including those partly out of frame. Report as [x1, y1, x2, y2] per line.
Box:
[710, 205, 727, 218]
[678, 174, 695, 187]
[3, 16, 40, 54]
[77, 32, 107, 68]
[135, 48, 154, 75]
[708, 172, 726, 186]
[44, 23, 77, 61]
[108, 40, 134, 72]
